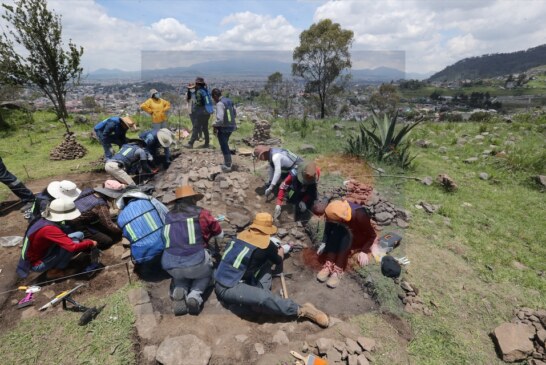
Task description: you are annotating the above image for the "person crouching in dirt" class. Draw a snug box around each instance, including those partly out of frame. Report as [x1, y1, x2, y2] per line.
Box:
[93, 116, 137, 159]
[214, 212, 329, 328]
[70, 184, 124, 249]
[161, 185, 223, 316]
[105, 140, 158, 186]
[273, 161, 320, 221]
[16, 198, 99, 280]
[312, 199, 378, 288]
[139, 128, 174, 169]
[253, 145, 303, 198]
[27, 180, 81, 221]
[211, 88, 237, 172]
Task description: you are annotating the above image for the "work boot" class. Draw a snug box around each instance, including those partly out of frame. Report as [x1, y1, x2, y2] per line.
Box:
[317, 261, 333, 282]
[183, 143, 194, 149]
[187, 297, 200, 315]
[326, 264, 343, 289]
[19, 201, 34, 212]
[221, 164, 232, 173]
[298, 302, 329, 328]
[197, 144, 210, 149]
[172, 287, 188, 316]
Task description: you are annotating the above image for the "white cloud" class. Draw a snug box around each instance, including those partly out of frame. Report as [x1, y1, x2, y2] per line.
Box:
[314, 0, 546, 73]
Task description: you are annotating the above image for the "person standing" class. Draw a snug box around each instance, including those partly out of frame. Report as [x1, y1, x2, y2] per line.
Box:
[140, 89, 171, 130]
[93, 116, 137, 159]
[0, 156, 35, 212]
[214, 212, 329, 328]
[184, 77, 213, 149]
[211, 88, 237, 172]
[185, 82, 202, 141]
[105, 140, 156, 185]
[161, 185, 223, 316]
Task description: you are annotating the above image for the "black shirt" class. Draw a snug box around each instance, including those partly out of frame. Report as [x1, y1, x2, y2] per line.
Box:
[242, 242, 282, 281]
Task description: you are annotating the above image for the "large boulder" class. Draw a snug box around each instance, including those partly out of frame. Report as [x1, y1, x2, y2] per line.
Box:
[156, 335, 212, 365]
[493, 323, 535, 362]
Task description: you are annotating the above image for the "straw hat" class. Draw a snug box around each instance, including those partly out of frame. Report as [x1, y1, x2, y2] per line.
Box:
[175, 185, 203, 201]
[237, 213, 277, 249]
[43, 198, 81, 222]
[249, 212, 277, 235]
[324, 199, 352, 223]
[157, 128, 174, 147]
[297, 161, 318, 185]
[120, 116, 137, 131]
[47, 180, 81, 201]
[253, 145, 270, 160]
[187, 82, 196, 89]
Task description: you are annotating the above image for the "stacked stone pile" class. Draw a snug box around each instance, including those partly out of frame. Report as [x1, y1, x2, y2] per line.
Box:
[49, 134, 87, 160]
[242, 119, 281, 146]
[398, 280, 432, 316]
[299, 335, 377, 365]
[492, 308, 546, 363]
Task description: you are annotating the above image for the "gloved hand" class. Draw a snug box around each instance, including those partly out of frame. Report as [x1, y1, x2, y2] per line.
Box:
[298, 201, 307, 213]
[274, 205, 282, 220]
[356, 252, 370, 266]
[264, 186, 273, 197]
[394, 256, 410, 266]
[316, 242, 326, 255]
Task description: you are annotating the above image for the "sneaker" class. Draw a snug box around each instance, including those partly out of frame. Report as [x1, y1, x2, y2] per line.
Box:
[172, 287, 187, 316]
[317, 261, 333, 282]
[298, 302, 329, 328]
[20, 201, 34, 212]
[183, 143, 193, 149]
[326, 265, 343, 289]
[221, 164, 232, 173]
[187, 297, 200, 315]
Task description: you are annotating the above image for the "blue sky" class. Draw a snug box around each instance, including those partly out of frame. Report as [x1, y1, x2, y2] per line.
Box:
[11, 0, 545, 74]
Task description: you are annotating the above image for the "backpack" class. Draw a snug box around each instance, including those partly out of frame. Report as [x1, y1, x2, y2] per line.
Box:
[198, 88, 214, 114]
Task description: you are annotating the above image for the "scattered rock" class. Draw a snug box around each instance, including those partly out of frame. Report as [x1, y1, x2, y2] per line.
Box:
[419, 201, 440, 214]
[357, 337, 376, 352]
[438, 146, 447, 154]
[327, 348, 342, 363]
[235, 334, 248, 343]
[345, 338, 362, 355]
[142, 345, 158, 365]
[493, 323, 535, 362]
[475, 135, 485, 140]
[479, 172, 489, 180]
[356, 354, 370, 365]
[316, 338, 334, 355]
[254, 343, 265, 355]
[421, 176, 433, 186]
[277, 228, 288, 238]
[333, 123, 344, 130]
[156, 335, 211, 365]
[463, 157, 479, 163]
[535, 175, 546, 188]
[127, 288, 150, 306]
[272, 330, 289, 345]
[298, 144, 317, 153]
[437, 174, 458, 191]
[21, 306, 39, 320]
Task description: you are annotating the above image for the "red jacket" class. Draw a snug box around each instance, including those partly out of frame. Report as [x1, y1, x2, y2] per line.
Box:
[198, 208, 223, 246]
[26, 225, 95, 267]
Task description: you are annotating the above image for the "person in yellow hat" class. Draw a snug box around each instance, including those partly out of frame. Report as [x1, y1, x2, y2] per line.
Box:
[312, 199, 378, 288]
[214, 212, 330, 328]
[140, 89, 171, 130]
[161, 185, 223, 316]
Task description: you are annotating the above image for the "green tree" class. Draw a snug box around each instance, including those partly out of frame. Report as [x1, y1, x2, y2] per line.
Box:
[264, 71, 283, 112]
[292, 19, 353, 119]
[0, 0, 84, 133]
[369, 83, 400, 114]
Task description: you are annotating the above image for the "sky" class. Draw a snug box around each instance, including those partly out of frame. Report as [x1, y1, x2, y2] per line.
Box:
[3, 0, 546, 75]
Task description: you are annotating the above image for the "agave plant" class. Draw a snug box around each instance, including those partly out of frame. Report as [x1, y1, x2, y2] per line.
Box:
[346, 111, 422, 168]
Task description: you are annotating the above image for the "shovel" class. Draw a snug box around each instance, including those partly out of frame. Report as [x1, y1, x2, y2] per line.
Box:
[290, 351, 328, 365]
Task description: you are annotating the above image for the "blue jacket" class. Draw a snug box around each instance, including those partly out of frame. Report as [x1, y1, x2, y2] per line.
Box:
[94, 117, 127, 143]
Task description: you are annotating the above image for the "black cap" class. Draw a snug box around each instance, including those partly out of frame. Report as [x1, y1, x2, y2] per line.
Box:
[381, 256, 401, 278]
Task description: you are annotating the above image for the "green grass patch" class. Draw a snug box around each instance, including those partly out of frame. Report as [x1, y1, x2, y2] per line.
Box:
[0, 285, 136, 365]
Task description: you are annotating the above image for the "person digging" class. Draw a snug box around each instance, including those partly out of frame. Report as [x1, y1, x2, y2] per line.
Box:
[214, 212, 329, 328]
[253, 145, 303, 198]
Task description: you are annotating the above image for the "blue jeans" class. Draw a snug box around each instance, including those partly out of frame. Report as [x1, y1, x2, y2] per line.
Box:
[31, 232, 85, 272]
[152, 122, 167, 130]
[216, 129, 233, 166]
[96, 131, 123, 159]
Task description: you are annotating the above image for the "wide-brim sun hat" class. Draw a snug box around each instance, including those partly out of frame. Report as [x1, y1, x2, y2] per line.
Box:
[47, 180, 81, 201]
[237, 229, 271, 249]
[324, 199, 352, 223]
[175, 185, 204, 201]
[253, 145, 270, 160]
[43, 198, 81, 222]
[120, 116, 137, 131]
[157, 128, 174, 147]
[297, 161, 318, 185]
[249, 212, 277, 235]
[149, 88, 159, 98]
[94, 187, 124, 199]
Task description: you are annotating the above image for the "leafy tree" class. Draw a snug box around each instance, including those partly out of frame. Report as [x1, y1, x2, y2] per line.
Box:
[0, 0, 83, 133]
[265, 71, 283, 111]
[292, 19, 353, 119]
[429, 89, 443, 101]
[369, 83, 400, 114]
[81, 96, 97, 110]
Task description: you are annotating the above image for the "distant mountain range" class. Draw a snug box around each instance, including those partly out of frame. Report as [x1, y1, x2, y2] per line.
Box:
[429, 44, 546, 82]
[87, 58, 431, 82]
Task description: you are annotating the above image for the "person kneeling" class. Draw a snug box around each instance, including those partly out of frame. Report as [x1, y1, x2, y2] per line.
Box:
[214, 212, 329, 328]
[161, 185, 223, 316]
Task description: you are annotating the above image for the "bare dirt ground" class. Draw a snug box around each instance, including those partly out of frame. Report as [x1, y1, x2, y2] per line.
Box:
[0, 151, 411, 364]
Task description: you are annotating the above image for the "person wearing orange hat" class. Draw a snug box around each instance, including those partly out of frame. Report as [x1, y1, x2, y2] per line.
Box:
[161, 185, 223, 316]
[140, 89, 171, 130]
[214, 213, 329, 328]
[312, 199, 378, 288]
[274, 161, 320, 221]
[253, 145, 303, 197]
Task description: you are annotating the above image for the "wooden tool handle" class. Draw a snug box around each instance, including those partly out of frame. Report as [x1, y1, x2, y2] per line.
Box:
[280, 273, 289, 299]
[290, 351, 305, 361]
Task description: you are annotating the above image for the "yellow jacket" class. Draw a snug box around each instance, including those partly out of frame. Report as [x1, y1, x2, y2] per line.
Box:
[140, 98, 171, 123]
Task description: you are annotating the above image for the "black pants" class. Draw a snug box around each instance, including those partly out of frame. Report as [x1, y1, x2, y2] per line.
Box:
[189, 113, 210, 146]
[0, 157, 34, 202]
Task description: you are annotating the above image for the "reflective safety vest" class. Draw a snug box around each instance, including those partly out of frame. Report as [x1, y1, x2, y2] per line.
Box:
[111, 144, 140, 168]
[269, 148, 302, 172]
[163, 205, 205, 258]
[214, 238, 258, 288]
[17, 218, 57, 278]
[117, 198, 165, 263]
[74, 188, 107, 214]
[219, 97, 236, 127]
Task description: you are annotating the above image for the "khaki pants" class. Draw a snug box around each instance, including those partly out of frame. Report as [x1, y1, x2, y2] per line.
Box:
[105, 161, 135, 185]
